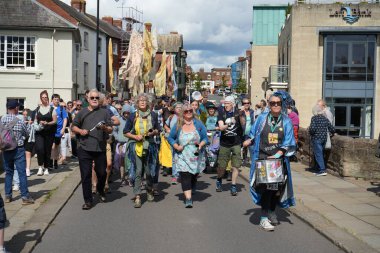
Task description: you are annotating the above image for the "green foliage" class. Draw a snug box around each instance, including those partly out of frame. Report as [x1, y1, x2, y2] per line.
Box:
[194, 75, 202, 91]
[235, 78, 247, 94]
[286, 3, 292, 16]
[220, 76, 227, 89]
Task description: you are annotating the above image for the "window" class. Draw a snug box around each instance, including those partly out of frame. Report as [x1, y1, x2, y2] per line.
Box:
[216, 72, 220, 76]
[84, 32, 89, 50]
[222, 72, 225, 75]
[0, 36, 36, 69]
[113, 42, 118, 55]
[7, 98, 25, 113]
[207, 74, 211, 80]
[98, 37, 102, 53]
[84, 62, 89, 89]
[97, 65, 101, 84]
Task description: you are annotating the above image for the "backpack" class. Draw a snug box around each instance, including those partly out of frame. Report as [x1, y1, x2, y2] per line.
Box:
[0, 118, 20, 151]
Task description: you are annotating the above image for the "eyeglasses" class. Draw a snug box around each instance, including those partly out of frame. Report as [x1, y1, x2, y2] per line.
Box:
[41, 96, 48, 99]
[90, 97, 100, 100]
[77, 104, 82, 107]
[242, 102, 250, 105]
[269, 101, 282, 107]
[184, 109, 193, 114]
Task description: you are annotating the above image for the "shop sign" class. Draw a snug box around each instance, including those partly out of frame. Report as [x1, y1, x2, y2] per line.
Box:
[329, 6, 371, 24]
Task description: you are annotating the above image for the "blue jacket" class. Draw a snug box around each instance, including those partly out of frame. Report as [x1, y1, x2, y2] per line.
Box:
[167, 119, 209, 147]
[248, 111, 296, 208]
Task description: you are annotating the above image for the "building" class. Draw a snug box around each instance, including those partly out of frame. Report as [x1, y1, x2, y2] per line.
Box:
[211, 67, 231, 89]
[278, 2, 380, 138]
[250, 5, 288, 104]
[193, 68, 215, 91]
[230, 50, 251, 92]
[0, 0, 79, 115]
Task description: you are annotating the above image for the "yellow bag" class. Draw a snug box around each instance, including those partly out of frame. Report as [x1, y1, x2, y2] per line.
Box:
[159, 135, 172, 167]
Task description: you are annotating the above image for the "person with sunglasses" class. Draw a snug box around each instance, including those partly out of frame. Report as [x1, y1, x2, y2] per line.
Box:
[240, 98, 255, 166]
[72, 89, 113, 210]
[124, 93, 160, 208]
[243, 92, 296, 231]
[167, 103, 208, 208]
[216, 96, 244, 196]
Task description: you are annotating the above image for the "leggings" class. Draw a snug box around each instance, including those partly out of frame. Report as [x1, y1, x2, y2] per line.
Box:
[261, 189, 280, 216]
[35, 133, 54, 168]
[179, 172, 198, 192]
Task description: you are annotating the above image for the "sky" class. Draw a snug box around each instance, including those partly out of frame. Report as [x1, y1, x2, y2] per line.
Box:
[62, 0, 291, 71]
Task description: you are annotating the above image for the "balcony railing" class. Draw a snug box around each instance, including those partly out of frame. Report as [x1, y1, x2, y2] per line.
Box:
[269, 65, 289, 89]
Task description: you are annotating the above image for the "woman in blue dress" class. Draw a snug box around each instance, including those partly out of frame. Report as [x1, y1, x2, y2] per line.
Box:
[168, 104, 208, 208]
[243, 91, 296, 231]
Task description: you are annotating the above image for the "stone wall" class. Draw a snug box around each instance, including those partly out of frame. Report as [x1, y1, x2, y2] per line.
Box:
[298, 128, 380, 180]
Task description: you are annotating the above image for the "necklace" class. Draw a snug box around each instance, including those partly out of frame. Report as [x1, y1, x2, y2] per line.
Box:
[184, 120, 192, 125]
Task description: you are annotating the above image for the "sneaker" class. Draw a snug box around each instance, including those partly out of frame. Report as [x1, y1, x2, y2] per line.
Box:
[43, 168, 49, 175]
[268, 211, 279, 225]
[37, 167, 44, 176]
[134, 197, 142, 208]
[0, 246, 9, 253]
[185, 199, 193, 208]
[216, 179, 222, 192]
[82, 202, 92, 210]
[162, 168, 168, 177]
[22, 197, 35, 205]
[147, 192, 154, 202]
[4, 196, 12, 203]
[230, 184, 238, 196]
[98, 193, 106, 203]
[315, 171, 327, 176]
[260, 218, 275, 231]
[26, 168, 31, 177]
[171, 177, 178, 185]
[12, 184, 20, 192]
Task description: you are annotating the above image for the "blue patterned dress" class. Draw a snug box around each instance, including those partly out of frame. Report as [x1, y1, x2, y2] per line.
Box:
[173, 130, 206, 175]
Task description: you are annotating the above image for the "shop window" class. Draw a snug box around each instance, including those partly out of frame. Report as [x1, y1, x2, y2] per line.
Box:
[352, 44, 365, 65]
[335, 43, 348, 64]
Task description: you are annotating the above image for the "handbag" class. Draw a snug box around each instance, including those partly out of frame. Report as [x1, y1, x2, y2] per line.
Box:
[325, 131, 331, 149]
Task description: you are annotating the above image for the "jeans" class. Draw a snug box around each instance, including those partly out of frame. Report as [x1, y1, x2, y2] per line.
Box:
[77, 147, 107, 203]
[2, 147, 30, 199]
[312, 139, 326, 172]
[133, 153, 153, 196]
[13, 169, 19, 186]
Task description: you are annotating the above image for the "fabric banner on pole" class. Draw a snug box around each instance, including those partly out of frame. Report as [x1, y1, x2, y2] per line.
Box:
[108, 39, 116, 94]
[153, 51, 167, 97]
[143, 25, 154, 85]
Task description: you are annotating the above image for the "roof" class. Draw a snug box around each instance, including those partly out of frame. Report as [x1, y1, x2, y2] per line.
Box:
[157, 34, 183, 53]
[0, 0, 75, 30]
[85, 14, 122, 39]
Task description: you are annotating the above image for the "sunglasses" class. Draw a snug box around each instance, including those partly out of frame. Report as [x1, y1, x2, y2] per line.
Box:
[269, 101, 282, 107]
[184, 109, 193, 114]
[77, 104, 82, 107]
[242, 102, 250, 105]
[90, 96, 100, 100]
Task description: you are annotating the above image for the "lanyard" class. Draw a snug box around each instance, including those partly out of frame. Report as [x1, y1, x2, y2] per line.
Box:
[268, 114, 282, 133]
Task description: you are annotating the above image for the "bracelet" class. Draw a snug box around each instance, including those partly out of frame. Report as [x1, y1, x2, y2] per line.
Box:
[273, 153, 281, 159]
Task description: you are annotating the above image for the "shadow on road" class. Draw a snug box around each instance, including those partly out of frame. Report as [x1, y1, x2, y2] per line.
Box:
[27, 178, 46, 188]
[6, 229, 41, 253]
[244, 208, 293, 225]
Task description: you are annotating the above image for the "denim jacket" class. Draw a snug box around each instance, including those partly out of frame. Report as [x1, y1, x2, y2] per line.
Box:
[167, 119, 209, 147]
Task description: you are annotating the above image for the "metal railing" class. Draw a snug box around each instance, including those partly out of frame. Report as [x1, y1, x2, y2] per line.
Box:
[269, 65, 289, 88]
[295, 0, 379, 4]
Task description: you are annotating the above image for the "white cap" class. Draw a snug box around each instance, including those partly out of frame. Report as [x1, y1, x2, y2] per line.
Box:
[192, 91, 203, 101]
[224, 95, 235, 105]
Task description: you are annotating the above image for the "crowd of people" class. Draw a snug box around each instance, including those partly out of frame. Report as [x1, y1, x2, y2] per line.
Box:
[0, 87, 337, 251]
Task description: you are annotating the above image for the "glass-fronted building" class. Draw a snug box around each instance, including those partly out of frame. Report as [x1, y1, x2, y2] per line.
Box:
[277, 3, 380, 139]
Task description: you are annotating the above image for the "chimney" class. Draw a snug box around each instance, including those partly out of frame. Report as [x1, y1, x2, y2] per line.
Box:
[144, 22, 152, 32]
[102, 16, 113, 25]
[113, 19, 122, 29]
[71, 0, 86, 13]
[170, 31, 178, 35]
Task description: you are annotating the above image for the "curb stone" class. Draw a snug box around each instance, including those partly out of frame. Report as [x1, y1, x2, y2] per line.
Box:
[238, 167, 379, 253]
[6, 167, 81, 253]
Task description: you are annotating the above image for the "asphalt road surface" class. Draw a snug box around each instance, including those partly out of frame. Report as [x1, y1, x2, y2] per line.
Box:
[33, 172, 342, 253]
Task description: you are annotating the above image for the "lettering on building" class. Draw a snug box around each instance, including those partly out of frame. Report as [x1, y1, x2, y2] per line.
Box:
[329, 6, 371, 24]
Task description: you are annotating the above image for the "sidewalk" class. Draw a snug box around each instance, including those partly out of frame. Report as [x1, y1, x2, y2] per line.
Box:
[240, 162, 380, 253]
[0, 157, 81, 253]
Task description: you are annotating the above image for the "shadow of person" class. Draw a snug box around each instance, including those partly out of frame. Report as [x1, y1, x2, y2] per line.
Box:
[26, 178, 46, 188]
[174, 191, 212, 203]
[195, 180, 211, 191]
[368, 182, 380, 196]
[245, 207, 293, 225]
[6, 229, 41, 253]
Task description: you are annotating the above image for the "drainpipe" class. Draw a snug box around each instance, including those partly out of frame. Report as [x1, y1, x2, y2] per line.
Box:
[52, 29, 56, 94]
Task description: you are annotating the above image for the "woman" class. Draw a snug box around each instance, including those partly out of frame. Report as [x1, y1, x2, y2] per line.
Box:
[243, 92, 296, 231]
[168, 104, 208, 208]
[191, 99, 207, 124]
[34, 90, 57, 176]
[124, 94, 160, 208]
[309, 105, 335, 176]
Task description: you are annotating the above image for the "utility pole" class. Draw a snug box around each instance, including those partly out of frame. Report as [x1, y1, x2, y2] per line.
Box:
[96, 0, 100, 91]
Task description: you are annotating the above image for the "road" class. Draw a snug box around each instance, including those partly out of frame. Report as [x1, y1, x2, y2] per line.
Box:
[33, 172, 342, 253]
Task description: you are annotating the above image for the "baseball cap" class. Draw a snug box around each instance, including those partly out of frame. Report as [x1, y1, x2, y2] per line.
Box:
[6, 99, 19, 109]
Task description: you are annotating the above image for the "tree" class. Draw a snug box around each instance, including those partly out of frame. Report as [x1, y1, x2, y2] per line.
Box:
[235, 78, 247, 94]
[194, 75, 202, 91]
[220, 76, 227, 89]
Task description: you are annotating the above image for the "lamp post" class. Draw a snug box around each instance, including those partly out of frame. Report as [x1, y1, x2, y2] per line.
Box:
[95, 0, 100, 91]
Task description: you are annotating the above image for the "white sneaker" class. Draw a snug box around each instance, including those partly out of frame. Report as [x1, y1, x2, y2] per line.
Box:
[37, 167, 44, 176]
[26, 168, 31, 177]
[43, 168, 49, 175]
[260, 218, 275, 231]
[12, 184, 20, 192]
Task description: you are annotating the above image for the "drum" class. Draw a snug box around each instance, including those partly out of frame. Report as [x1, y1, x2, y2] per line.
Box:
[255, 159, 285, 184]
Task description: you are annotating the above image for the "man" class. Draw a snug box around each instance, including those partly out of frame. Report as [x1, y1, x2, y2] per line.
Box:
[317, 99, 333, 124]
[240, 98, 255, 166]
[51, 94, 68, 169]
[1, 100, 34, 205]
[72, 89, 113, 210]
[216, 96, 244, 196]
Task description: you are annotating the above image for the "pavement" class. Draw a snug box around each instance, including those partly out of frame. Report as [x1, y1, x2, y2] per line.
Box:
[0, 157, 81, 253]
[239, 161, 380, 253]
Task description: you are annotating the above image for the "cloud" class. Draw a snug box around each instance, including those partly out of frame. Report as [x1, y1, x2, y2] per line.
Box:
[61, 0, 291, 71]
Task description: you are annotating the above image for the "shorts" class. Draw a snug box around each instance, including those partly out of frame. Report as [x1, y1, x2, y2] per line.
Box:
[217, 145, 242, 169]
[0, 195, 7, 229]
[25, 141, 35, 153]
[54, 136, 61, 146]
